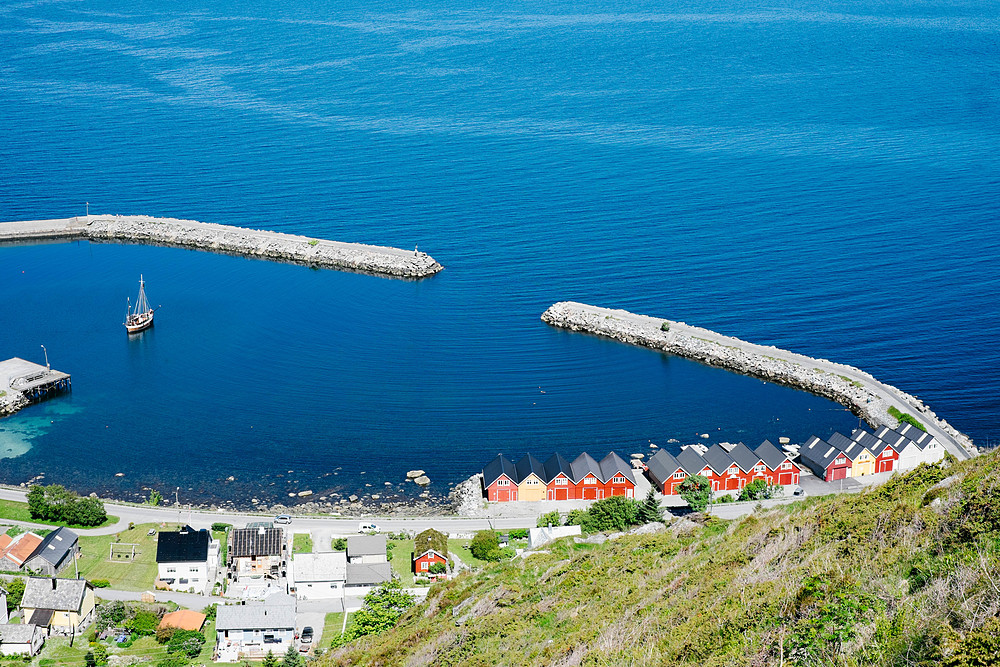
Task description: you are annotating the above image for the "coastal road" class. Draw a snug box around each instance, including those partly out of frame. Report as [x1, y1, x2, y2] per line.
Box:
[0, 487, 539, 535]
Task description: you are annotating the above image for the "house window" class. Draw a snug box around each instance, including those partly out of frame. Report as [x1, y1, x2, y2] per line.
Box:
[728, 467, 738, 475]
[612, 476, 626, 484]
[781, 462, 793, 469]
[497, 479, 510, 486]
[420, 561, 428, 570]
[555, 478, 568, 485]
[673, 471, 685, 479]
[754, 464, 765, 472]
[166, 568, 176, 573]
[883, 450, 892, 457]
[585, 477, 596, 484]
[527, 479, 538, 485]
[835, 457, 846, 464]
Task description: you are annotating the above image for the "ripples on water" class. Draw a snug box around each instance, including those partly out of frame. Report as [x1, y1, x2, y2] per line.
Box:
[0, 0, 998, 502]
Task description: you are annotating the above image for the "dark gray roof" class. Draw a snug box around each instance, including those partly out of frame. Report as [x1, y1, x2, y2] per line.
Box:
[21, 578, 89, 612]
[215, 598, 296, 631]
[702, 444, 736, 475]
[873, 426, 910, 450]
[570, 452, 603, 484]
[515, 454, 547, 484]
[896, 423, 935, 448]
[346, 562, 392, 586]
[754, 440, 787, 470]
[347, 535, 386, 558]
[827, 432, 856, 454]
[727, 442, 761, 473]
[543, 453, 573, 483]
[799, 435, 847, 475]
[230, 527, 283, 558]
[851, 429, 888, 456]
[676, 447, 711, 476]
[482, 455, 518, 487]
[156, 526, 209, 563]
[599, 452, 636, 485]
[26, 526, 77, 568]
[645, 450, 682, 488]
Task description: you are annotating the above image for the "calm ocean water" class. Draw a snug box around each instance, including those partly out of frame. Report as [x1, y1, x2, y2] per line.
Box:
[1, 0, 998, 504]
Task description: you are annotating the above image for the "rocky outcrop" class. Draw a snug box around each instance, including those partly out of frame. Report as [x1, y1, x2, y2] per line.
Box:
[541, 301, 975, 459]
[0, 215, 443, 279]
[450, 474, 486, 517]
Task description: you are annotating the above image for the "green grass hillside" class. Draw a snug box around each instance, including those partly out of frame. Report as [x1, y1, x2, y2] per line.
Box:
[324, 451, 1000, 666]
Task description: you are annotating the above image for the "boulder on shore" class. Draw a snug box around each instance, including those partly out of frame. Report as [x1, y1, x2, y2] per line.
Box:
[406, 470, 426, 480]
[414, 476, 431, 486]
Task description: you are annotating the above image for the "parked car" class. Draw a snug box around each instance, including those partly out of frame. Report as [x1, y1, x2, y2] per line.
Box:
[274, 514, 292, 524]
[358, 522, 380, 533]
[300, 627, 313, 644]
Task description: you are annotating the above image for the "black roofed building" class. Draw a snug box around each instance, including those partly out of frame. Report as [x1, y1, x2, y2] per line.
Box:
[22, 527, 78, 577]
[755, 439, 801, 485]
[599, 452, 637, 498]
[703, 444, 740, 492]
[515, 454, 547, 502]
[543, 453, 574, 500]
[156, 526, 220, 595]
[229, 526, 284, 580]
[482, 455, 519, 502]
[645, 450, 685, 494]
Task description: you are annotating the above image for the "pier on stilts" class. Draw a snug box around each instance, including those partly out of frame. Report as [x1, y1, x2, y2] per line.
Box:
[1, 357, 72, 415]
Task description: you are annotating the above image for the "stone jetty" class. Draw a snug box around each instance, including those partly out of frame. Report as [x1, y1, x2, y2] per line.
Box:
[542, 301, 976, 461]
[0, 215, 443, 279]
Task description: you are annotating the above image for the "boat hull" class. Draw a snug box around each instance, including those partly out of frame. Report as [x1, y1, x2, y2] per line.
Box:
[125, 311, 154, 334]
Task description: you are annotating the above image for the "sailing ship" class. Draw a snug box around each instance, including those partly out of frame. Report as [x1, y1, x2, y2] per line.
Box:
[124, 275, 155, 334]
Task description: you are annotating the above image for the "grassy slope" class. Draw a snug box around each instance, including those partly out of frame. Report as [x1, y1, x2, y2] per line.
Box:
[325, 452, 1000, 666]
[0, 498, 118, 528]
[67, 523, 181, 590]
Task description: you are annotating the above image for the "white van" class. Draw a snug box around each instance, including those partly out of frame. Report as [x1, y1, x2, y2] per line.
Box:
[358, 522, 380, 533]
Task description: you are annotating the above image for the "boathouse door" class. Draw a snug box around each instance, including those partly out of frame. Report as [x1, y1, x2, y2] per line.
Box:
[831, 466, 848, 481]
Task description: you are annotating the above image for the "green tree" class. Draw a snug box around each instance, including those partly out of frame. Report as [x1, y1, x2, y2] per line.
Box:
[581, 496, 640, 533]
[126, 610, 160, 636]
[344, 580, 416, 641]
[429, 562, 447, 575]
[332, 537, 347, 551]
[26, 485, 48, 521]
[564, 509, 587, 526]
[166, 629, 206, 658]
[738, 479, 769, 501]
[469, 530, 500, 560]
[677, 474, 712, 512]
[281, 643, 305, 666]
[638, 487, 664, 524]
[4, 577, 25, 613]
[262, 650, 279, 667]
[537, 511, 561, 527]
[146, 490, 163, 506]
[86, 642, 109, 667]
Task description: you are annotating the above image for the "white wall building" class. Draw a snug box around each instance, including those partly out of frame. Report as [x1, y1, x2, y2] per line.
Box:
[289, 551, 347, 600]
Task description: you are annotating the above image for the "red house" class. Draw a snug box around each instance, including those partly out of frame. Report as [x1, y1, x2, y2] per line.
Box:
[599, 452, 637, 498]
[676, 447, 717, 492]
[755, 440, 800, 485]
[544, 453, 576, 500]
[645, 450, 686, 495]
[799, 436, 851, 481]
[571, 452, 604, 500]
[851, 429, 898, 473]
[482, 455, 518, 502]
[412, 529, 448, 576]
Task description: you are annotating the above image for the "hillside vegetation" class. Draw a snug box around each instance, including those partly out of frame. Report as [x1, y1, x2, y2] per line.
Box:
[324, 450, 1000, 666]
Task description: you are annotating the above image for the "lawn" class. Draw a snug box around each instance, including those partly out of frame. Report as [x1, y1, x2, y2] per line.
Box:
[292, 532, 313, 554]
[447, 538, 485, 568]
[388, 539, 415, 586]
[64, 522, 182, 591]
[0, 498, 118, 529]
[322, 611, 344, 647]
[37, 625, 217, 666]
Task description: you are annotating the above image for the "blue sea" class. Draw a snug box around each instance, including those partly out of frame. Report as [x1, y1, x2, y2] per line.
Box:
[1, 0, 998, 505]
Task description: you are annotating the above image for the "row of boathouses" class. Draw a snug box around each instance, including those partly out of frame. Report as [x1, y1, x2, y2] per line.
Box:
[799, 423, 943, 481]
[645, 440, 800, 495]
[482, 452, 637, 502]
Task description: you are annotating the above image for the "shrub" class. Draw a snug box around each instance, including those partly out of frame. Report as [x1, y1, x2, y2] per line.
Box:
[156, 626, 177, 644]
[202, 603, 217, 621]
[661, 322, 670, 331]
[126, 610, 160, 636]
[581, 496, 641, 533]
[332, 537, 347, 551]
[469, 530, 500, 560]
[4, 578, 24, 613]
[166, 629, 206, 658]
[564, 509, 587, 526]
[429, 562, 447, 574]
[738, 479, 769, 501]
[678, 474, 712, 512]
[210, 523, 232, 532]
[26, 484, 107, 526]
[537, 511, 561, 528]
[509, 528, 529, 539]
[91, 579, 111, 588]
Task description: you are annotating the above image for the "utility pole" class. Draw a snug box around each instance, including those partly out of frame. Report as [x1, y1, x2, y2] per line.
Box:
[85, 202, 89, 217]
[40, 344, 49, 370]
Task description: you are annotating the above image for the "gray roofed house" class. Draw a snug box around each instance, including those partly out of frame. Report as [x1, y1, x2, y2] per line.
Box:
[20, 577, 88, 612]
[755, 440, 788, 470]
[346, 562, 392, 587]
[702, 444, 736, 476]
[482, 455, 518, 488]
[543, 453, 574, 483]
[799, 435, 852, 480]
[347, 535, 387, 564]
[873, 426, 908, 449]
[515, 454, 547, 484]
[727, 442, 762, 474]
[22, 526, 78, 577]
[645, 450, 683, 492]
[599, 452, 636, 486]
[828, 432, 859, 456]
[215, 596, 296, 661]
[0, 623, 45, 656]
[570, 452, 604, 483]
[851, 429, 888, 456]
[676, 447, 711, 477]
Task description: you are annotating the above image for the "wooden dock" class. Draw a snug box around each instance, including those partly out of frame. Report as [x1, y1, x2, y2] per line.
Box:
[0, 357, 71, 412]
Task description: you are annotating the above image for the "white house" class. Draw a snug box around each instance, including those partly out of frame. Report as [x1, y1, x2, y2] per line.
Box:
[896, 423, 945, 464]
[346, 535, 387, 564]
[289, 551, 346, 600]
[0, 624, 45, 656]
[528, 525, 582, 550]
[215, 595, 296, 662]
[874, 426, 925, 472]
[155, 526, 220, 595]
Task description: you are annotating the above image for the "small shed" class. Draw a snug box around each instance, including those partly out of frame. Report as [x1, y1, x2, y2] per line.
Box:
[412, 529, 448, 575]
[0, 623, 45, 656]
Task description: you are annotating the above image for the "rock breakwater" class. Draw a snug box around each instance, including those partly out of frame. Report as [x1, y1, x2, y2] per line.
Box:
[542, 301, 975, 460]
[0, 215, 443, 279]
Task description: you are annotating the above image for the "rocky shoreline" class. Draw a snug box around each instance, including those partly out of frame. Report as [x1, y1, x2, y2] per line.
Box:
[0, 215, 443, 279]
[542, 301, 976, 459]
